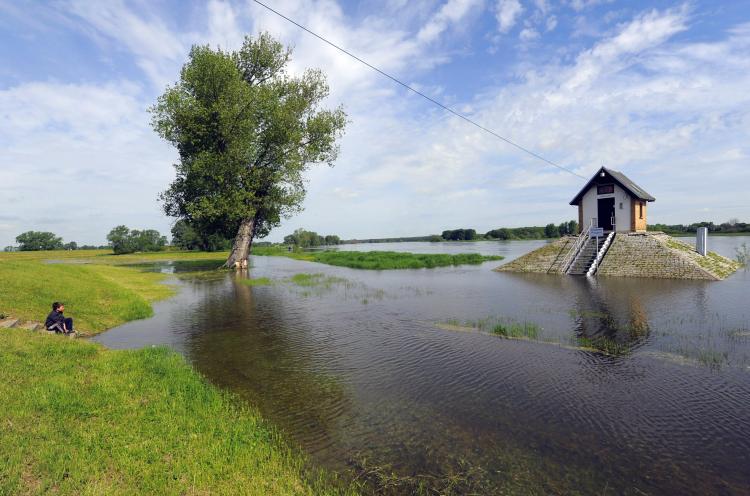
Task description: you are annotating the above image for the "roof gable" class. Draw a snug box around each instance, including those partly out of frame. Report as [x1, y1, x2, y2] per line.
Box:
[569, 167, 655, 205]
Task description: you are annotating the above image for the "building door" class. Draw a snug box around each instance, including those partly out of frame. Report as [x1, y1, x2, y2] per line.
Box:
[597, 197, 615, 231]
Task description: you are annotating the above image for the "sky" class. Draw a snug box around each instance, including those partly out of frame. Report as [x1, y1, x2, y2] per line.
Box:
[1, 0, 749, 247]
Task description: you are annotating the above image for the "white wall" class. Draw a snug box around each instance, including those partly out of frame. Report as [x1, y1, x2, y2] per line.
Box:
[580, 184, 632, 232]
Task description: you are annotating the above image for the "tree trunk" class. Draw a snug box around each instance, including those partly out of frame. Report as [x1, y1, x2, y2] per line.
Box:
[223, 217, 255, 269]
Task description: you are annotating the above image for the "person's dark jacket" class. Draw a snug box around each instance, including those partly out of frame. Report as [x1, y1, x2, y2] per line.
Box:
[45, 310, 65, 330]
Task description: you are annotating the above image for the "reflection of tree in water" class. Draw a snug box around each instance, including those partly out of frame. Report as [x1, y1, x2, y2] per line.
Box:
[569, 277, 651, 354]
[182, 271, 354, 464]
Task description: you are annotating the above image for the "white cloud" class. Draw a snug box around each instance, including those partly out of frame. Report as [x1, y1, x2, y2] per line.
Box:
[519, 27, 540, 41]
[67, 0, 187, 89]
[417, 0, 484, 43]
[546, 15, 558, 31]
[495, 0, 524, 33]
[2, 2, 750, 247]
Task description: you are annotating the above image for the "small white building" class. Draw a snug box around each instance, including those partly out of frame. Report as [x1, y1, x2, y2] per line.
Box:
[570, 167, 655, 233]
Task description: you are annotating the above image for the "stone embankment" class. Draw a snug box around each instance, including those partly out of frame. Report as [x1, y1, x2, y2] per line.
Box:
[495, 236, 574, 274]
[0, 316, 77, 337]
[496, 232, 741, 280]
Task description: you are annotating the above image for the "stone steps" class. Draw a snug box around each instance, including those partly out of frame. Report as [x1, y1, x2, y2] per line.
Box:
[567, 238, 601, 275]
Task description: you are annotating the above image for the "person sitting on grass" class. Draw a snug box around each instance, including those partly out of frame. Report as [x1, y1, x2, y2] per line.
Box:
[45, 302, 74, 335]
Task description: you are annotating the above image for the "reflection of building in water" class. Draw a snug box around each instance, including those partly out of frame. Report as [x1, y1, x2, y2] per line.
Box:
[570, 278, 650, 350]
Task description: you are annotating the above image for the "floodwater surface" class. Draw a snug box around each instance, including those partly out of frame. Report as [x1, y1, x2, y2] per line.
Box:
[95, 238, 750, 494]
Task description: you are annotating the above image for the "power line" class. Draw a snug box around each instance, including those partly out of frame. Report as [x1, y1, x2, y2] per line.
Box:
[250, 0, 586, 180]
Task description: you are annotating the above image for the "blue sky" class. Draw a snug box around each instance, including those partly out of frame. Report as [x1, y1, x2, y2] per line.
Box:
[1, 0, 749, 247]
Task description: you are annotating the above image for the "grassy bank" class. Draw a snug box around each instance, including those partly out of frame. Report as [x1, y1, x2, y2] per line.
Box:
[253, 246, 503, 270]
[0, 329, 349, 495]
[0, 250, 227, 335]
[0, 249, 353, 494]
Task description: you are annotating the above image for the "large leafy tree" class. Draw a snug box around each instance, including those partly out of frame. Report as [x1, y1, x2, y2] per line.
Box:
[150, 33, 346, 268]
[15, 231, 64, 251]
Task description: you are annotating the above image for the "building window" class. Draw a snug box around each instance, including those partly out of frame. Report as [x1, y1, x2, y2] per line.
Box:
[639, 202, 644, 219]
[619, 202, 623, 210]
[597, 184, 614, 195]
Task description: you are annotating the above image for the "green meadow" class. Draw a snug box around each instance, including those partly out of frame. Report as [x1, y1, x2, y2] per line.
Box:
[253, 246, 503, 269]
[0, 328, 350, 495]
[0, 249, 356, 495]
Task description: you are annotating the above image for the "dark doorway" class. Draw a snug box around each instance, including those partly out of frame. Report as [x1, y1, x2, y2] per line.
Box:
[597, 197, 615, 231]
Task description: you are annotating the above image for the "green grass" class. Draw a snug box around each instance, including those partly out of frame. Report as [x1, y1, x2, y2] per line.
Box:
[440, 316, 542, 341]
[310, 251, 502, 270]
[252, 246, 503, 269]
[491, 321, 541, 340]
[242, 277, 274, 286]
[576, 336, 631, 356]
[0, 250, 233, 334]
[0, 328, 351, 495]
[0, 260, 173, 334]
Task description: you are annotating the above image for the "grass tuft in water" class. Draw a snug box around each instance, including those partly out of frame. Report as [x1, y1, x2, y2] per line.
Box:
[242, 277, 273, 286]
[577, 336, 631, 356]
[492, 321, 541, 339]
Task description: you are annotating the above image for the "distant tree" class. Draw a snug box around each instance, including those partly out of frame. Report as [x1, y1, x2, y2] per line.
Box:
[324, 235, 341, 245]
[544, 224, 559, 238]
[150, 33, 346, 269]
[15, 231, 64, 251]
[568, 220, 578, 235]
[171, 220, 202, 251]
[132, 230, 167, 252]
[107, 226, 134, 255]
[63, 241, 78, 250]
[441, 228, 477, 241]
[428, 235, 443, 242]
[284, 228, 327, 248]
[171, 220, 231, 251]
[107, 226, 166, 255]
[3, 245, 17, 252]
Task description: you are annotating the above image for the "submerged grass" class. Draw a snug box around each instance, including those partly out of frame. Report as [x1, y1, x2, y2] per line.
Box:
[439, 316, 542, 341]
[0, 328, 351, 495]
[492, 321, 540, 340]
[253, 246, 503, 270]
[242, 276, 274, 286]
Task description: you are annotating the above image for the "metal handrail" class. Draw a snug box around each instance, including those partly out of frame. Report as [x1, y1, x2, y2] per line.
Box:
[586, 231, 615, 276]
[561, 219, 593, 274]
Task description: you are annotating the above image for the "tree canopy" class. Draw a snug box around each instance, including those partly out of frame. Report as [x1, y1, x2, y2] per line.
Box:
[150, 32, 346, 268]
[15, 231, 64, 251]
[107, 226, 167, 255]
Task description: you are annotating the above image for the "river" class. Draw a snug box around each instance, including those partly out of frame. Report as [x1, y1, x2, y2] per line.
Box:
[94, 237, 750, 494]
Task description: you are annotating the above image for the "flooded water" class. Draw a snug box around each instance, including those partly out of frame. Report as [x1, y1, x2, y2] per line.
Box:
[94, 237, 750, 494]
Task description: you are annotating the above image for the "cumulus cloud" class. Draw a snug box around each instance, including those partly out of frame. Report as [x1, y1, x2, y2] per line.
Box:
[417, 0, 484, 44]
[495, 0, 524, 33]
[1, 1, 749, 246]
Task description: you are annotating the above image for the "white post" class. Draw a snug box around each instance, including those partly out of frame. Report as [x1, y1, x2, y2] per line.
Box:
[696, 227, 708, 256]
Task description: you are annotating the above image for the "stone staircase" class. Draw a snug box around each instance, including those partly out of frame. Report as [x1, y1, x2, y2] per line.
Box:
[567, 237, 600, 275]
[0, 316, 77, 337]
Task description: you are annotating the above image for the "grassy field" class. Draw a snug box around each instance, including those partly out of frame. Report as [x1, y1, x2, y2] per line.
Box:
[253, 246, 503, 269]
[0, 250, 227, 335]
[0, 249, 354, 494]
[0, 328, 350, 495]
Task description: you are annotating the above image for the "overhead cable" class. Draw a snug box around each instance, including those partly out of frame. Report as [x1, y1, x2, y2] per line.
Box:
[250, 0, 585, 179]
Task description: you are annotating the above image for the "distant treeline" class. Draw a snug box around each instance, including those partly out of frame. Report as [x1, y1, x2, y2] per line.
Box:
[283, 228, 342, 248]
[337, 221, 579, 244]
[442, 221, 579, 241]
[649, 221, 750, 235]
